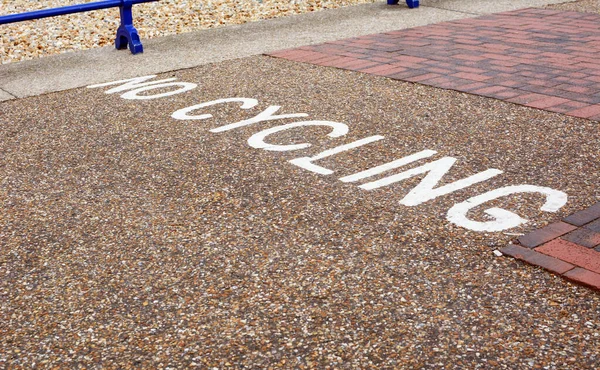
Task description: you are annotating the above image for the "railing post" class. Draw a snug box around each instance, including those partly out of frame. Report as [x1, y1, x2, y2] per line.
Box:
[387, 0, 420, 8]
[116, 0, 143, 54]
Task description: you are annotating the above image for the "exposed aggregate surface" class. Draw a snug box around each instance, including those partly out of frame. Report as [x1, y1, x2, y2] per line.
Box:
[1, 55, 599, 368]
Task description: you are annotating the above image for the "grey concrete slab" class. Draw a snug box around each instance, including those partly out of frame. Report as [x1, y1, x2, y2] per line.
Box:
[0, 88, 15, 102]
[0, 0, 573, 100]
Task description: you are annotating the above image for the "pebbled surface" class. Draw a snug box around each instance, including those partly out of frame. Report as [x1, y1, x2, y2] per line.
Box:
[1, 55, 599, 368]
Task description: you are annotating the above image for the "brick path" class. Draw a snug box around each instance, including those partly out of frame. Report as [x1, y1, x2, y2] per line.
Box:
[268, 8, 600, 120]
[267, 7, 600, 291]
[501, 203, 600, 290]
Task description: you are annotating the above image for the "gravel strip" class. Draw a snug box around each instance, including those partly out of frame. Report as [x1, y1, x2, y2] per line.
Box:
[0, 0, 377, 64]
[545, 0, 600, 12]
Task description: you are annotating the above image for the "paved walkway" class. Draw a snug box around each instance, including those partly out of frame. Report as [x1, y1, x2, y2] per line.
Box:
[268, 7, 600, 290]
[269, 8, 600, 120]
[2, 1, 600, 368]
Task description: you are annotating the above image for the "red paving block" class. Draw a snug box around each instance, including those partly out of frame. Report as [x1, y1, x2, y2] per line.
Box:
[506, 93, 549, 105]
[587, 75, 600, 83]
[481, 53, 515, 61]
[377, 66, 409, 77]
[558, 85, 595, 94]
[312, 56, 355, 67]
[365, 57, 395, 64]
[404, 73, 442, 83]
[302, 52, 337, 61]
[536, 239, 600, 274]
[471, 86, 522, 99]
[521, 86, 559, 96]
[387, 69, 434, 80]
[453, 54, 488, 62]
[481, 43, 512, 51]
[566, 104, 600, 118]
[359, 64, 400, 74]
[455, 66, 488, 74]
[422, 76, 465, 89]
[561, 228, 600, 249]
[564, 268, 600, 290]
[290, 51, 328, 62]
[488, 60, 521, 67]
[426, 67, 456, 75]
[328, 57, 367, 68]
[342, 60, 382, 71]
[548, 100, 589, 113]
[486, 78, 526, 88]
[525, 96, 571, 109]
[394, 55, 428, 64]
[518, 221, 578, 248]
[451, 72, 492, 82]
[528, 79, 561, 88]
[490, 89, 523, 99]
[471, 85, 507, 95]
[500, 245, 575, 275]
[563, 202, 600, 226]
[457, 82, 490, 92]
[585, 219, 600, 233]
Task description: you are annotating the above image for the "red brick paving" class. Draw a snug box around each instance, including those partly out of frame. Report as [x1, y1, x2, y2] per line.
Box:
[502, 202, 600, 291]
[267, 8, 600, 122]
[517, 221, 577, 248]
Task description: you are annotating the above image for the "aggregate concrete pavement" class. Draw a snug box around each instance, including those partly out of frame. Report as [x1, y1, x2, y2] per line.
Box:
[2, 0, 600, 368]
[2, 54, 599, 368]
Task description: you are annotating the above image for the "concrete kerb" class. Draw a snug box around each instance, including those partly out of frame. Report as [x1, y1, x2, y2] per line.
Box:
[0, 0, 574, 102]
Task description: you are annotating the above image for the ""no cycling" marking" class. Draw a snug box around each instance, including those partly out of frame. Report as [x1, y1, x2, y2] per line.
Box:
[88, 75, 568, 233]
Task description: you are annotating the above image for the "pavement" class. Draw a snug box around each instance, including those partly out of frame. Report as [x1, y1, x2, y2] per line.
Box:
[1, 0, 600, 368]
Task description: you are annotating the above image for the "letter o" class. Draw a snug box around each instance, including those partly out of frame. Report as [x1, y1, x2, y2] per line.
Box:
[121, 82, 198, 100]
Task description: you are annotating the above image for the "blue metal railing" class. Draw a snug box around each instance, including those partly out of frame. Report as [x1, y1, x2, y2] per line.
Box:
[0, 0, 159, 54]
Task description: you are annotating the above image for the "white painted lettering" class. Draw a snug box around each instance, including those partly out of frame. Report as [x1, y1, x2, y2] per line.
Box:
[87, 74, 197, 100]
[85, 82, 572, 234]
[360, 156, 503, 206]
[447, 185, 568, 232]
[247, 121, 349, 152]
[290, 135, 385, 175]
[210, 106, 308, 133]
[120, 83, 197, 100]
[171, 98, 259, 120]
[340, 150, 437, 182]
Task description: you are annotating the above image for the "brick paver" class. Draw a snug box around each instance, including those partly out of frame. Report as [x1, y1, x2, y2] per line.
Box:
[502, 202, 600, 291]
[268, 8, 600, 122]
